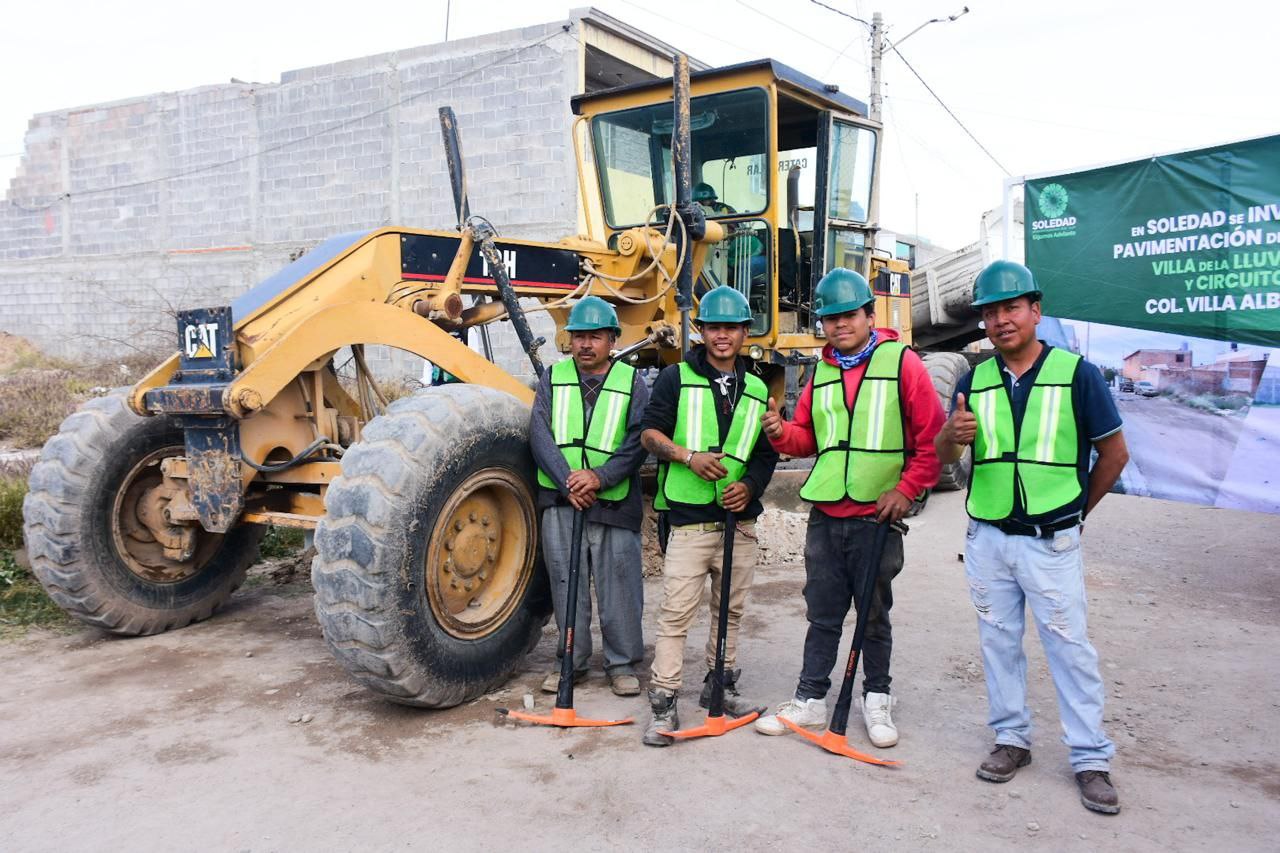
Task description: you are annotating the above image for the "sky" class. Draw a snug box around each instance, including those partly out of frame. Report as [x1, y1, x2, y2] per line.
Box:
[1, 0, 1277, 251]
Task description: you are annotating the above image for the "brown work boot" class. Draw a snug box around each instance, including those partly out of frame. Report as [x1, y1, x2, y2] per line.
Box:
[976, 745, 1032, 782]
[608, 671, 641, 696]
[1076, 770, 1121, 814]
[541, 667, 588, 694]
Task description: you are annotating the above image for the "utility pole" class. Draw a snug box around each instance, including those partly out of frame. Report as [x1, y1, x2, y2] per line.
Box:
[869, 12, 884, 122]
[869, 7, 969, 123]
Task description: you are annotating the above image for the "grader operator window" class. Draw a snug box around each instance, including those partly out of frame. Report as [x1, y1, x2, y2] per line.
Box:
[696, 220, 770, 336]
[591, 88, 769, 228]
[770, 89, 882, 335]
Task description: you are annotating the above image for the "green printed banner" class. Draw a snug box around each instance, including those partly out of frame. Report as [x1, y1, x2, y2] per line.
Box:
[1025, 134, 1280, 347]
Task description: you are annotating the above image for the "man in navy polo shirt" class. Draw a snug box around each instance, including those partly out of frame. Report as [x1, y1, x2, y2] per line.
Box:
[936, 261, 1130, 815]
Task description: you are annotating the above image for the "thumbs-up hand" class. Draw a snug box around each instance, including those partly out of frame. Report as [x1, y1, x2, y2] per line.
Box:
[761, 396, 785, 441]
[946, 392, 978, 446]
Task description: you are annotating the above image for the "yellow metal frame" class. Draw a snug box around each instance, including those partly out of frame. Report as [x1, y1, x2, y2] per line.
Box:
[125, 60, 915, 536]
[571, 64, 907, 358]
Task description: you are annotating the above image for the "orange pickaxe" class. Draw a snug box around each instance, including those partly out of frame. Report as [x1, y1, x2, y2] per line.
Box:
[781, 519, 903, 766]
[660, 509, 759, 741]
[498, 508, 633, 728]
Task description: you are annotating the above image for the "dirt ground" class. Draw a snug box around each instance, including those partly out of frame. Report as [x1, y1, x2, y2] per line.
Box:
[1, 489, 1278, 852]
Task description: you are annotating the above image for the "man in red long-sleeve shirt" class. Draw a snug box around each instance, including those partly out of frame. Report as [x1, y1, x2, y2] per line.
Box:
[754, 269, 943, 748]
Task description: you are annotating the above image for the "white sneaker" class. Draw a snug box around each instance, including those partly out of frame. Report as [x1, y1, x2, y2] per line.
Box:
[754, 696, 828, 736]
[860, 692, 898, 747]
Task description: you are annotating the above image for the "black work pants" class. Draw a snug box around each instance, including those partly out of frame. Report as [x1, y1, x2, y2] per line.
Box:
[796, 509, 904, 700]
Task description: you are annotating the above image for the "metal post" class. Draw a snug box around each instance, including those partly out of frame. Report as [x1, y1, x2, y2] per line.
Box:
[476, 228, 545, 378]
[869, 12, 884, 122]
[438, 107, 471, 227]
[1001, 176, 1019, 261]
[672, 54, 694, 354]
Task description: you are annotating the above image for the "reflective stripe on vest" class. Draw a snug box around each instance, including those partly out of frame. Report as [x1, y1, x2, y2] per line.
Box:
[536, 359, 635, 501]
[799, 341, 908, 504]
[654, 362, 767, 510]
[965, 348, 1083, 521]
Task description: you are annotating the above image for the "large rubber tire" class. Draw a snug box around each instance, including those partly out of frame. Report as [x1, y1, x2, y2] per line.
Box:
[311, 385, 551, 708]
[922, 351, 973, 492]
[22, 392, 264, 635]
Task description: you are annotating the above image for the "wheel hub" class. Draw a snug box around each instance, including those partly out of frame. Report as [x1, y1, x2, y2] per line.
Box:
[112, 446, 220, 584]
[425, 468, 535, 639]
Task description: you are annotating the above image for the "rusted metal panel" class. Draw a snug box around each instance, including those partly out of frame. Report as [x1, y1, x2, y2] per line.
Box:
[182, 417, 245, 534]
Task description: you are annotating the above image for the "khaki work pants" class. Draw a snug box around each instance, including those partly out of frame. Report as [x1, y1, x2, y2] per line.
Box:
[649, 522, 758, 693]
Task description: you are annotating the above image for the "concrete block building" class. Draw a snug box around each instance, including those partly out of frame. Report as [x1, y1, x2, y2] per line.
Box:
[0, 8, 700, 379]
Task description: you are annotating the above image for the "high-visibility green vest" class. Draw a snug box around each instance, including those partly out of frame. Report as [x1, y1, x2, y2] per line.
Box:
[654, 362, 767, 510]
[536, 358, 636, 502]
[966, 348, 1084, 521]
[799, 341, 908, 504]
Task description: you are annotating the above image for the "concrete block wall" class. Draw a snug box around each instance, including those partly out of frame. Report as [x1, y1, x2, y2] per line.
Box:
[0, 20, 582, 379]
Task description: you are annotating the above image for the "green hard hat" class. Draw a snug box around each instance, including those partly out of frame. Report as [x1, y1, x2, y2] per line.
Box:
[972, 260, 1041, 309]
[693, 182, 718, 203]
[813, 268, 874, 317]
[696, 286, 752, 325]
[565, 295, 620, 334]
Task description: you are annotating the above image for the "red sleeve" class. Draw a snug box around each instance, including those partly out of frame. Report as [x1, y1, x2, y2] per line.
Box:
[768, 376, 818, 458]
[895, 350, 946, 499]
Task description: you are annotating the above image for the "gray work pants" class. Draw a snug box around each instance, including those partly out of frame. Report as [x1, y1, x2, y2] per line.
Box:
[540, 505, 645, 675]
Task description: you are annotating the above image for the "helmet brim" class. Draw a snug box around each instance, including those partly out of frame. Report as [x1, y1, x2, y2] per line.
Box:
[565, 323, 621, 335]
[970, 290, 1042, 310]
[815, 297, 874, 318]
[693, 318, 752, 326]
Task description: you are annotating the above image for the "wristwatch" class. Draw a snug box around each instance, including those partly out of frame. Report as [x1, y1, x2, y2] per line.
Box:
[684, 450, 696, 466]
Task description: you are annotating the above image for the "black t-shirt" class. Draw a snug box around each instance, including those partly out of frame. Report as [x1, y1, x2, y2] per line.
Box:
[952, 343, 1122, 524]
[641, 347, 779, 525]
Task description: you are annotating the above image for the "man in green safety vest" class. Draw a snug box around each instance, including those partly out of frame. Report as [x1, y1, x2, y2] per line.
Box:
[530, 296, 650, 697]
[936, 260, 1131, 815]
[639, 285, 779, 746]
[753, 268, 944, 748]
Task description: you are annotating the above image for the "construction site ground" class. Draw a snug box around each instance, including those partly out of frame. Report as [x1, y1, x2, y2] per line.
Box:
[1, 485, 1277, 852]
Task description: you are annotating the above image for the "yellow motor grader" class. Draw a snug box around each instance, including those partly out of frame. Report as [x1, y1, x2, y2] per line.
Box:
[23, 57, 961, 707]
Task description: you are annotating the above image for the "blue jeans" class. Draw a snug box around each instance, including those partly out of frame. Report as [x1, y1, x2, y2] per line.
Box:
[964, 520, 1114, 772]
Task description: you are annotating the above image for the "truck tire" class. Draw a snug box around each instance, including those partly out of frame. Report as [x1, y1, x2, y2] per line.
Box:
[311, 385, 551, 708]
[922, 351, 972, 491]
[22, 391, 264, 635]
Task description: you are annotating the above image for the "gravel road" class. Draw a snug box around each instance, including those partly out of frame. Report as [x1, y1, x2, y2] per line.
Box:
[1, 489, 1277, 852]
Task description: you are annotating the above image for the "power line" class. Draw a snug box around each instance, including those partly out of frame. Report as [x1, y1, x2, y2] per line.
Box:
[805, 1, 1008, 175]
[735, 0, 869, 68]
[822, 30, 870, 78]
[884, 96, 915, 195]
[614, 0, 757, 57]
[807, 0, 872, 29]
[887, 93, 1186, 146]
[5, 25, 570, 212]
[887, 43, 1011, 175]
[884, 96, 970, 176]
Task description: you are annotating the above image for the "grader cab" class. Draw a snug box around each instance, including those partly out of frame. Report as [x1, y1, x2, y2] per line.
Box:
[23, 58, 929, 707]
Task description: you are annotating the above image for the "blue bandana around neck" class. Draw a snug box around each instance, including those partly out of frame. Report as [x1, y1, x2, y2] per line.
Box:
[833, 329, 879, 370]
